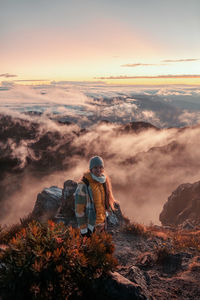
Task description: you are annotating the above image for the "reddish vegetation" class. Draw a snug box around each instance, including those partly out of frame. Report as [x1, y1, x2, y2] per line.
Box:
[1, 215, 200, 299]
[0, 221, 117, 299]
[2, 113, 200, 298]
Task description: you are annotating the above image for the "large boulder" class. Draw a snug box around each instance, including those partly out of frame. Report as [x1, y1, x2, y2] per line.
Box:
[55, 180, 78, 225]
[91, 271, 149, 300]
[31, 186, 62, 223]
[31, 180, 78, 225]
[126, 266, 150, 295]
[159, 180, 200, 226]
[59, 180, 77, 215]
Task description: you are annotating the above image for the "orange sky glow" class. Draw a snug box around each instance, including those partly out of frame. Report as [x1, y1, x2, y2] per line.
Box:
[1, 0, 200, 86]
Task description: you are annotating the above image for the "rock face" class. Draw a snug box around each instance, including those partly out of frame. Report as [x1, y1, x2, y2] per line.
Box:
[160, 180, 200, 226]
[31, 180, 78, 224]
[31, 186, 62, 223]
[92, 271, 149, 300]
[127, 266, 149, 296]
[55, 180, 78, 226]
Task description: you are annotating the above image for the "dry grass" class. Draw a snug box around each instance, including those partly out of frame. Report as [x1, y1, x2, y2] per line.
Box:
[170, 230, 200, 252]
[120, 217, 200, 253]
[0, 214, 33, 244]
[121, 214, 131, 225]
[146, 225, 200, 253]
[121, 221, 149, 237]
[151, 231, 168, 241]
[155, 246, 174, 264]
[188, 261, 200, 272]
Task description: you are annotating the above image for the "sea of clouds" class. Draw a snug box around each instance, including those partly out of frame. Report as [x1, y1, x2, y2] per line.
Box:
[0, 82, 200, 225]
[1, 81, 200, 128]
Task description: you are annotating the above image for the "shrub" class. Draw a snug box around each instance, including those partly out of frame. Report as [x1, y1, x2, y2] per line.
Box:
[171, 230, 200, 252]
[0, 221, 117, 299]
[155, 246, 173, 264]
[121, 221, 148, 237]
[0, 214, 33, 244]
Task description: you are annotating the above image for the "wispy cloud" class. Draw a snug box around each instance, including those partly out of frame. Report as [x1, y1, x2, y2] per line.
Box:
[0, 73, 17, 78]
[121, 63, 157, 67]
[162, 59, 199, 63]
[15, 79, 49, 82]
[96, 75, 200, 80]
[50, 80, 105, 85]
[121, 59, 200, 67]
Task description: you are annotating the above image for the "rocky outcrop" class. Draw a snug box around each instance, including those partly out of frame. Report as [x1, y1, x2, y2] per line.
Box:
[4, 182, 200, 299]
[92, 271, 149, 300]
[120, 121, 159, 134]
[126, 266, 150, 296]
[31, 186, 62, 223]
[31, 179, 124, 227]
[31, 180, 78, 224]
[159, 180, 200, 226]
[55, 180, 78, 226]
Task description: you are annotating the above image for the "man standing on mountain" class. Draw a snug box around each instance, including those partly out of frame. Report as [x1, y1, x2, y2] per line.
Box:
[75, 156, 115, 237]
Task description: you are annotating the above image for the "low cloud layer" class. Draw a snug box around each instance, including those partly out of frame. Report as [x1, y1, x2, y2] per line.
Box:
[1, 83, 200, 128]
[1, 109, 200, 225]
[0, 83, 200, 225]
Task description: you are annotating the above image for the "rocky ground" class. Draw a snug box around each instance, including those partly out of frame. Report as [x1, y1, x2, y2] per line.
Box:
[29, 180, 200, 299]
[2, 179, 200, 299]
[110, 225, 200, 299]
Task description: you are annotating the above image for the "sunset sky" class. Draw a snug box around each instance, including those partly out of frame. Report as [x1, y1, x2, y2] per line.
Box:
[1, 0, 200, 85]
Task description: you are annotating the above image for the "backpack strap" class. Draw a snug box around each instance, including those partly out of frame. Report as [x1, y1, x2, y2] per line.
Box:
[103, 181, 110, 210]
[82, 176, 89, 186]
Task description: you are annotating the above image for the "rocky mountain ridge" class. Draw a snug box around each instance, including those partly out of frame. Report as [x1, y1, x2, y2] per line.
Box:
[28, 178, 200, 299]
[160, 180, 200, 227]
